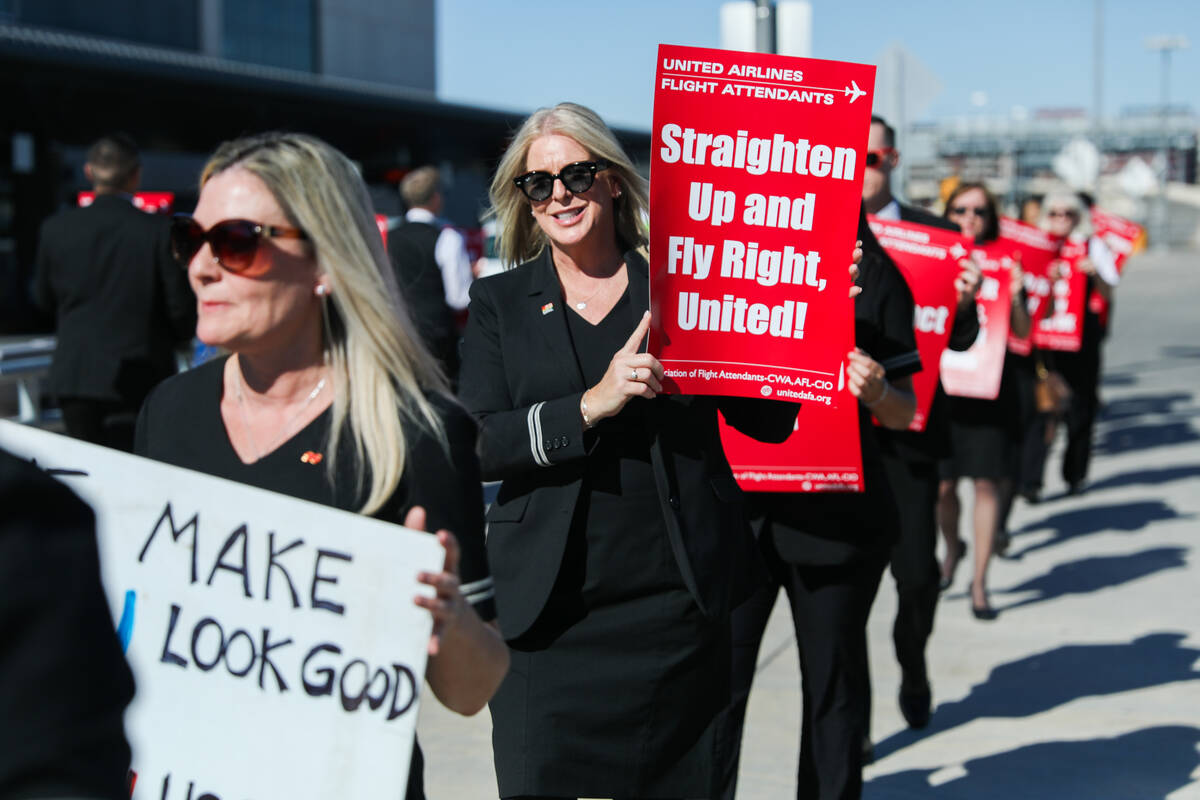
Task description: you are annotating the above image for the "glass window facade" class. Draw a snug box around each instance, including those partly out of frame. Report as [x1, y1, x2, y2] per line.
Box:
[12, 0, 200, 50]
[221, 0, 315, 73]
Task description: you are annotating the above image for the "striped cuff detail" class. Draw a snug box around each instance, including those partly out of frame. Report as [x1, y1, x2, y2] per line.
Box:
[527, 402, 550, 467]
[461, 577, 496, 606]
[881, 350, 922, 376]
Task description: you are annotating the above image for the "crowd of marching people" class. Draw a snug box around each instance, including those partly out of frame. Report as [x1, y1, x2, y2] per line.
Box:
[6, 99, 1129, 800]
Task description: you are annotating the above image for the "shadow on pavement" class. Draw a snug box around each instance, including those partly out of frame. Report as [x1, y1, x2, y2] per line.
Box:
[872, 633, 1200, 765]
[1008, 500, 1187, 559]
[1083, 464, 1200, 493]
[1094, 421, 1200, 456]
[1099, 392, 1194, 422]
[995, 547, 1188, 613]
[867, 725, 1200, 800]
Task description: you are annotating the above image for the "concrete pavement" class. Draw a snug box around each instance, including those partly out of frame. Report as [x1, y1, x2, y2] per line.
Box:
[417, 247, 1200, 799]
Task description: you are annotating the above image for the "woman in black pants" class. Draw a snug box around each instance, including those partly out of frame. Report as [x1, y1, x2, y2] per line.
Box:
[724, 214, 918, 800]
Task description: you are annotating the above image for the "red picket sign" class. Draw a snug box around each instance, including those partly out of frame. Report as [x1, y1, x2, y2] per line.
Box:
[1090, 207, 1146, 271]
[939, 250, 1013, 400]
[1033, 238, 1088, 352]
[720, 384, 864, 493]
[867, 216, 968, 432]
[648, 43, 875, 404]
[1088, 208, 1143, 326]
[996, 218, 1062, 356]
[78, 191, 174, 214]
[375, 214, 390, 250]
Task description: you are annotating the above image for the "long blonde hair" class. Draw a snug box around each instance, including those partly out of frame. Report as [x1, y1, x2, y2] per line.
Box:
[202, 133, 449, 515]
[489, 102, 649, 267]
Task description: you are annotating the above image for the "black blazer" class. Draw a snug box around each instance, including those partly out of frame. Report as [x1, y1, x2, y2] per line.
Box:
[458, 249, 797, 639]
[33, 194, 196, 405]
[898, 200, 960, 232]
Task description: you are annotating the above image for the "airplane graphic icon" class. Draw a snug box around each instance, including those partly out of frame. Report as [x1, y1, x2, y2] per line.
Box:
[844, 80, 866, 103]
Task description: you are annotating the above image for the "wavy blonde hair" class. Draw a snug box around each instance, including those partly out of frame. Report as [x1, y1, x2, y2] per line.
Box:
[201, 133, 449, 515]
[489, 102, 649, 267]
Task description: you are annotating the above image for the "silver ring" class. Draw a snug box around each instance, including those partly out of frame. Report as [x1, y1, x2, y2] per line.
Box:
[630, 369, 639, 381]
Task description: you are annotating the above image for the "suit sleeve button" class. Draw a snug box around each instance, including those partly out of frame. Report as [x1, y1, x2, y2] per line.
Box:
[669, 495, 681, 510]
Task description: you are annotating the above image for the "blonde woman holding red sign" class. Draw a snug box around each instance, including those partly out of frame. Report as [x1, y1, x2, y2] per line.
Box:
[937, 183, 1030, 620]
[458, 102, 801, 800]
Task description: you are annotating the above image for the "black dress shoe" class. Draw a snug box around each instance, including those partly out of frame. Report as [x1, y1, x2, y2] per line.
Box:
[861, 734, 875, 765]
[1068, 480, 1087, 496]
[899, 682, 932, 729]
[1019, 486, 1041, 504]
[971, 603, 998, 621]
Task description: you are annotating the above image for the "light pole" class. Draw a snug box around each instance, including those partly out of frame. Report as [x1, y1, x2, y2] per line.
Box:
[1144, 35, 1189, 250]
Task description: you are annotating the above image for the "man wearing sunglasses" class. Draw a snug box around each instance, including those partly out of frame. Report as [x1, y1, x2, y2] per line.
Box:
[386, 166, 474, 385]
[861, 115, 982, 736]
[33, 134, 196, 452]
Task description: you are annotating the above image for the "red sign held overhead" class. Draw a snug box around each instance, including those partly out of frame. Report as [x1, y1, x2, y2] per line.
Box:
[868, 216, 969, 432]
[649, 44, 875, 404]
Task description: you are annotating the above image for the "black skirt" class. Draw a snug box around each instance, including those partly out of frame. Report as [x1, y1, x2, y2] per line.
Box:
[940, 354, 1023, 480]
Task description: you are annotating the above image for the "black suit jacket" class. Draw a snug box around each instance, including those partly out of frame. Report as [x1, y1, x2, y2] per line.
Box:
[458, 249, 797, 639]
[0, 448, 134, 799]
[33, 194, 196, 405]
[897, 200, 960, 232]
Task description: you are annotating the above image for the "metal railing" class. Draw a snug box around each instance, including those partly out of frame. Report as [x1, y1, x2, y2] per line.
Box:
[0, 336, 56, 424]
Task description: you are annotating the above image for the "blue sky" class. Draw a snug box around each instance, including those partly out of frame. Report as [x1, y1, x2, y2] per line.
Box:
[437, 0, 1199, 131]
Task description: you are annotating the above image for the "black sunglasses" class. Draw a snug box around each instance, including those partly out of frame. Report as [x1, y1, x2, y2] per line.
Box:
[170, 214, 309, 275]
[949, 205, 991, 218]
[513, 159, 610, 202]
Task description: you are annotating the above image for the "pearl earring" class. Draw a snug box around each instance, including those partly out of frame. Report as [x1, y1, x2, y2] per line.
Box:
[315, 285, 327, 297]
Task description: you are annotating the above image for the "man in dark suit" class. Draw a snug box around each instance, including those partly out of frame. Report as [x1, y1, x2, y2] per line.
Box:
[0, 447, 135, 799]
[387, 167, 473, 384]
[862, 115, 981, 732]
[33, 134, 195, 452]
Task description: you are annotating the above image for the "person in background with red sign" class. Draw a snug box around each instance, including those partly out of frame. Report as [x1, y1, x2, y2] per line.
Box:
[861, 115, 984, 730]
[33, 133, 196, 452]
[936, 183, 1030, 620]
[134, 133, 508, 800]
[458, 102, 798, 800]
[724, 211, 918, 800]
[1036, 191, 1119, 496]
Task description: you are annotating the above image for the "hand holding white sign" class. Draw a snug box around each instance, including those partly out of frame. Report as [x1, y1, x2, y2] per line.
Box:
[406, 505, 509, 717]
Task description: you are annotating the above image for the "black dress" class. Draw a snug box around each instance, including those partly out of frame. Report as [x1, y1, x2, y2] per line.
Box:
[490, 289, 725, 798]
[134, 356, 496, 800]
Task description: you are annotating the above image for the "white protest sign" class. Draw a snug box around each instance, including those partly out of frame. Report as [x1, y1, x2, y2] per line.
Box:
[0, 420, 445, 800]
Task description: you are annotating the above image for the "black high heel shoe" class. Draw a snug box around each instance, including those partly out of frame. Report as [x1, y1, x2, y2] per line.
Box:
[968, 582, 998, 620]
[939, 538, 967, 591]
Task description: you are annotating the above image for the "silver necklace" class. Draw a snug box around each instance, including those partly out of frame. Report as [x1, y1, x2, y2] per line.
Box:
[565, 261, 625, 310]
[233, 364, 328, 461]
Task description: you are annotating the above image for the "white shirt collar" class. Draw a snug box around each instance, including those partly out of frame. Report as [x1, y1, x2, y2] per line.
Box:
[874, 199, 902, 221]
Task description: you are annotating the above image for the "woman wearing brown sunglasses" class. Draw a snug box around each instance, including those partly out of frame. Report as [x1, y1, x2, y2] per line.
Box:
[134, 132, 508, 798]
[458, 102, 799, 799]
